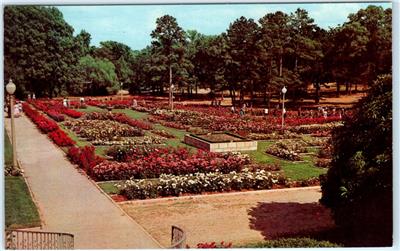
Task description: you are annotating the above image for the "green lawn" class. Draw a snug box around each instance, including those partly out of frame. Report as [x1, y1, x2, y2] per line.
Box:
[59, 125, 90, 147]
[5, 176, 41, 229]
[97, 181, 123, 194]
[243, 141, 327, 181]
[77, 105, 104, 113]
[112, 109, 148, 119]
[153, 124, 194, 149]
[4, 129, 13, 167]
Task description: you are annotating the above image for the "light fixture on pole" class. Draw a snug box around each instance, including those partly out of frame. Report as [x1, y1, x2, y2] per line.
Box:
[120, 82, 123, 101]
[281, 86, 287, 129]
[6, 79, 17, 169]
[170, 84, 175, 110]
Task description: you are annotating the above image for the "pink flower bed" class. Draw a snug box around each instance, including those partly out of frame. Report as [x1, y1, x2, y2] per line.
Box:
[91, 148, 250, 181]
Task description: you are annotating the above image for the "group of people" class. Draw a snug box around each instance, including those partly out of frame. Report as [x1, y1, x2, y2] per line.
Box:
[4, 99, 22, 118]
[231, 103, 251, 117]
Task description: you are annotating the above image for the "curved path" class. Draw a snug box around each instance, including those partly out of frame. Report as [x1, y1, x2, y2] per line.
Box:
[5, 115, 161, 249]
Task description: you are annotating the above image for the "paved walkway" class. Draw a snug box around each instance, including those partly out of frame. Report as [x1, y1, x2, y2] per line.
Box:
[5, 115, 161, 249]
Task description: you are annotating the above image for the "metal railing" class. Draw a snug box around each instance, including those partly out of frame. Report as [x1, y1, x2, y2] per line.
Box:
[5, 229, 74, 250]
[170, 225, 186, 249]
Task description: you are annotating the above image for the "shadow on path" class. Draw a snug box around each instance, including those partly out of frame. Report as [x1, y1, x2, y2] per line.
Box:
[248, 202, 335, 240]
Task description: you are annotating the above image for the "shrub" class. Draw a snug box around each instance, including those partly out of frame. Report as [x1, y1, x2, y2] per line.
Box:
[46, 110, 65, 122]
[48, 129, 75, 146]
[320, 75, 392, 246]
[240, 238, 340, 248]
[192, 241, 232, 248]
[120, 169, 287, 200]
[92, 149, 251, 181]
[63, 109, 83, 118]
[22, 103, 58, 133]
[67, 146, 103, 176]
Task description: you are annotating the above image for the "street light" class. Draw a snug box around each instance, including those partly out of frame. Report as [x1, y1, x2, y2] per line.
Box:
[120, 82, 123, 101]
[6, 79, 17, 169]
[170, 84, 175, 110]
[281, 86, 287, 129]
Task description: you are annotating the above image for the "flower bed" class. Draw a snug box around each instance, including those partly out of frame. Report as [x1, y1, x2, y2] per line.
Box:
[29, 99, 83, 119]
[23, 103, 58, 133]
[48, 129, 75, 146]
[301, 136, 328, 146]
[91, 135, 164, 146]
[63, 119, 144, 141]
[46, 109, 65, 122]
[151, 129, 175, 138]
[84, 112, 152, 130]
[119, 169, 287, 200]
[63, 109, 83, 118]
[290, 122, 343, 134]
[67, 146, 103, 175]
[265, 140, 308, 161]
[248, 131, 300, 140]
[91, 149, 250, 181]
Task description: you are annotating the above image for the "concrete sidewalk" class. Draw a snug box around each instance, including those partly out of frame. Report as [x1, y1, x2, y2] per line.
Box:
[5, 115, 161, 249]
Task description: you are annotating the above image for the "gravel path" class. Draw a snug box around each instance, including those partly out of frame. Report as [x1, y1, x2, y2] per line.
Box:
[5, 115, 161, 249]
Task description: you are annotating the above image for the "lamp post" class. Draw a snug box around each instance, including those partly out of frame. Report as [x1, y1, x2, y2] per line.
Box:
[281, 86, 287, 129]
[6, 79, 17, 169]
[170, 84, 175, 110]
[120, 82, 123, 101]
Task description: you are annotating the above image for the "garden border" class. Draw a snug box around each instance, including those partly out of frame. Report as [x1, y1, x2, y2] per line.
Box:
[117, 186, 321, 205]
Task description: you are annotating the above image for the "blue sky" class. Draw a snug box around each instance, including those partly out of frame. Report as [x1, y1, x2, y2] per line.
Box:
[58, 2, 391, 51]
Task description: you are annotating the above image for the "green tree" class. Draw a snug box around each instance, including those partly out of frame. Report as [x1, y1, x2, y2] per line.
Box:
[77, 55, 118, 95]
[226, 16, 260, 105]
[288, 8, 323, 101]
[93, 41, 134, 86]
[4, 6, 78, 98]
[320, 74, 392, 246]
[150, 15, 187, 97]
[259, 11, 294, 103]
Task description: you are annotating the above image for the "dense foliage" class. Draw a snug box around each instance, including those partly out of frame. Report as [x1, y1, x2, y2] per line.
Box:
[4, 5, 391, 103]
[320, 74, 392, 246]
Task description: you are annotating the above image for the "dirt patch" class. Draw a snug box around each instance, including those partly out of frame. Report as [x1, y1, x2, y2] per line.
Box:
[119, 187, 335, 247]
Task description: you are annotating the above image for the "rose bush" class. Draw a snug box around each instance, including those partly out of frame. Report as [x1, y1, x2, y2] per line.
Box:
[23, 103, 58, 133]
[48, 129, 75, 146]
[119, 169, 287, 199]
[67, 146, 103, 175]
[92, 149, 251, 181]
[63, 119, 144, 141]
[151, 129, 175, 138]
[84, 112, 152, 130]
[265, 140, 308, 161]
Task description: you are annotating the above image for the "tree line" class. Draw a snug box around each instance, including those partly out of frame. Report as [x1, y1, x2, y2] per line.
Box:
[4, 5, 391, 105]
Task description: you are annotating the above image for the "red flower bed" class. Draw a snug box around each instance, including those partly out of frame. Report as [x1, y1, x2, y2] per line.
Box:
[63, 109, 83, 118]
[193, 241, 232, 248]
[83, 112, 152, 130]
[91, 148, 250, 181]
[23, 103, 58, 133]
[112, 113, 153, 130]
[67, 146, 103, 176]
[48, 129, 75, 146]
[46, 109, 65, 122]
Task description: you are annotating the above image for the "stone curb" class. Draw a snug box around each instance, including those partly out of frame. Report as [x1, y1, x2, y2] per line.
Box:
[119, 186, 322, 206]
